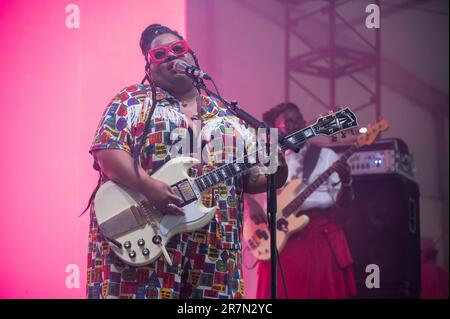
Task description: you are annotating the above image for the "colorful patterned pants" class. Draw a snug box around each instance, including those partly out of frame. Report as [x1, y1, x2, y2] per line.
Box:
[86, 210, 245, 299]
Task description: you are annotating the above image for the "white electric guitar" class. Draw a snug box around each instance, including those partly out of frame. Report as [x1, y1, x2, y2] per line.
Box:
[94, 107, 358, 266]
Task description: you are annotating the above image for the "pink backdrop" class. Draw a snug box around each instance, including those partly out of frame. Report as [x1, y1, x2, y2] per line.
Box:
[1, 0, 448, 299]
[0, 0, 186, 298]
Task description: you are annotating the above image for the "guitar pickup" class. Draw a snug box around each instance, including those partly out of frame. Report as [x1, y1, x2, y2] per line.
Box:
[172, 179, 197, 206]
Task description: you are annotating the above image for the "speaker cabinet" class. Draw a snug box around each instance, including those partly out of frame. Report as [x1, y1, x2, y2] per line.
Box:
[339, 174, 421, 298]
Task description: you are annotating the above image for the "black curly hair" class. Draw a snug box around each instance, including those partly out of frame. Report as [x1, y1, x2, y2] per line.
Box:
[262, 102, 303, 128]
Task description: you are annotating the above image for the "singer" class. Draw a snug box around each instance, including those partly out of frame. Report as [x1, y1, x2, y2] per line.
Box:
[85, 23, 288, 299]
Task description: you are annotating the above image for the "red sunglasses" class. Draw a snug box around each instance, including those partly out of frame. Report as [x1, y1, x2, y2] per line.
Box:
[148, 40, 189, 63]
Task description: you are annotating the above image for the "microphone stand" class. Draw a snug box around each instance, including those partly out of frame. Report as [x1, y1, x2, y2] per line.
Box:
[191, 77, 300, 299]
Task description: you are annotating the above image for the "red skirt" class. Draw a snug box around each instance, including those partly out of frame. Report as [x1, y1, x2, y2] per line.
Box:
[255, 212, 356, 299]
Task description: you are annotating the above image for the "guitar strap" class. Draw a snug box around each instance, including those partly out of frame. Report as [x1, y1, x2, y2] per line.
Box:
[302, 143, 322, 183]
[80, 87, 157, 217]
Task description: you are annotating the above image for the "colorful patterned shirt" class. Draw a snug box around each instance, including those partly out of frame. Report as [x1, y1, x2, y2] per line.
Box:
[86, 84, 258, 298]
[90, 84, 256, 250]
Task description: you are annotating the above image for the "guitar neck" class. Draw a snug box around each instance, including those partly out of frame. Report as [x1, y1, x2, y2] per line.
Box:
[282, 144, 359, 217]
[193, 124, 317, 192]
[280, 125, 316, 152]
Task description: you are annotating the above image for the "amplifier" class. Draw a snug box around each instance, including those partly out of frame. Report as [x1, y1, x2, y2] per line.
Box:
[324, 138, 415, 180]
[339, 174, 421, 298]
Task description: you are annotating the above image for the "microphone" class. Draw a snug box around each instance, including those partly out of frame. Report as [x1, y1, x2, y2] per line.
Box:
[173, 60, 211, 80]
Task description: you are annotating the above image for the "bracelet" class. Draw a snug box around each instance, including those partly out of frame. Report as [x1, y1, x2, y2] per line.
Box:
[341, 177, 353, 187]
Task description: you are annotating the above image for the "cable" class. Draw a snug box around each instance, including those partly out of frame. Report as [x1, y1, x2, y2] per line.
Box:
[276, 246, 289, 299]
[267, 211, 289, 299]
[210, 77, 223, 101]
[242, 246, 259, 270]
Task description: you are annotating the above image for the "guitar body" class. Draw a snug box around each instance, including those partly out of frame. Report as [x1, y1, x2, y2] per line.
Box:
[244, 179, 310, 261]
[94, 157, 216, 266]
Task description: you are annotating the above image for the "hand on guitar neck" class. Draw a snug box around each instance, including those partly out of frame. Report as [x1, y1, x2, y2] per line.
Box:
[332, 159, 352, 184]
[331, 159, 354, 208]
[243, 150, 289, 194]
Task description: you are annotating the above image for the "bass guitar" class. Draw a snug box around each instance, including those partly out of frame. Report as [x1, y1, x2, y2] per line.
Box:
[243, 119, 389, 260]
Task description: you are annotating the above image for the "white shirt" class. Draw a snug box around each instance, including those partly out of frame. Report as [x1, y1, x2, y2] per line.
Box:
[285, 146, 341, 210]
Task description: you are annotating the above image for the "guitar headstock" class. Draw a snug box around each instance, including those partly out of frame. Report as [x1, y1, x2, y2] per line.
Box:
[357, 119, 390, 147]
[312, 107, 358, 137]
